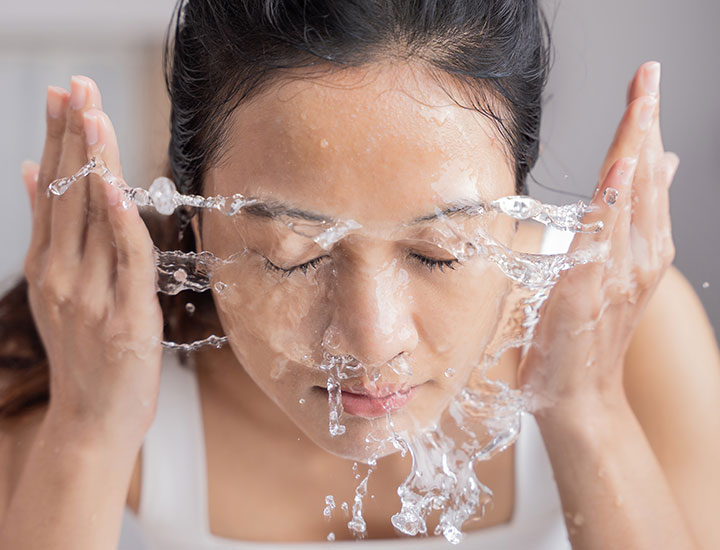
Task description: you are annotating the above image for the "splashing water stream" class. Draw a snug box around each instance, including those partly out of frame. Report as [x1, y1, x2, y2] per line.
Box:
[47, 160, 611, 543]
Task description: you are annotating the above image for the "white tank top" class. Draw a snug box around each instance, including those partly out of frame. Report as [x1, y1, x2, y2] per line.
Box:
[118, 226, 575, 550]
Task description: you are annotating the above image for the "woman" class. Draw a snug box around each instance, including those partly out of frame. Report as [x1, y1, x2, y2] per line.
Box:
[1, 0, 719, 548]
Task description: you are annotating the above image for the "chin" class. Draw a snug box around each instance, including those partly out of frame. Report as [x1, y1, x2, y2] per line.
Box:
[296, 405, 445, 464]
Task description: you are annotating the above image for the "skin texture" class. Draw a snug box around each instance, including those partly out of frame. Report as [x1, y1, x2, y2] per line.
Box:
[0, 61, 719, 549]
[197, 63, 519, 460]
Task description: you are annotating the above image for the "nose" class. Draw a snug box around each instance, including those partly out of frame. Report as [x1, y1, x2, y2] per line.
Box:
[323, 259, 419, 368]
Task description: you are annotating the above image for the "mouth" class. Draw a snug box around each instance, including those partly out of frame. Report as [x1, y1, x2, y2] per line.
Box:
[320, 385, 418, 418]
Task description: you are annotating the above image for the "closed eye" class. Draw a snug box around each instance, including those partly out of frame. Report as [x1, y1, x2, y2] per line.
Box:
[408, 252, 459, 272]
[263, 251, 460, 278]
[263, 255, 329, 277]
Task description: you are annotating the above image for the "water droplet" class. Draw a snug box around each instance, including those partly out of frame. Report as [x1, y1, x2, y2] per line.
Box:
[320, 138, 329, 148]
[602, 187, 619, 206]
[702, 281, 709, 289]
[185, 302, 196, 315]
[298, 398, 306, 405]
[214, 281, 228, 293]
[444, 368, 455, 378]
[173, 268, 188, 282]
[323, 495, 336, 519]
[327, 532, 335, 541]
[149, 176, 177, 216]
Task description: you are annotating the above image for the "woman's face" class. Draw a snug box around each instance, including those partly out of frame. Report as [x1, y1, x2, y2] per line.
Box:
[198, 64, 518, 460]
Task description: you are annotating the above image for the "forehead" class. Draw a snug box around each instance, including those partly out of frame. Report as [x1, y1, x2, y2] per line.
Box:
[207, 63, 515, 227]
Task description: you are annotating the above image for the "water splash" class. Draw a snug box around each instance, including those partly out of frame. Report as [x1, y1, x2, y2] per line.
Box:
[490, 195, 602, 233]
[161, 334, 228, 352]
[47, 159, 610, 543]
[323, 495, 336, 519]
[315, 227, 607, 544]
[347, 457, 376, 538]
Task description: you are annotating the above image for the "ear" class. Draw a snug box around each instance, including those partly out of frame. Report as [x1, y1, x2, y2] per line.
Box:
[188, 209, 203, 252]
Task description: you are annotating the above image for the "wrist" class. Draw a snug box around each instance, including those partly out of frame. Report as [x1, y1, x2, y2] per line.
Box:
[532, 390, 635, 436]
[42, 404, 146, 460]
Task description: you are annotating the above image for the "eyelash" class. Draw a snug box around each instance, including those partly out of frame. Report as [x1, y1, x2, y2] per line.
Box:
[263, 252, 460, 277]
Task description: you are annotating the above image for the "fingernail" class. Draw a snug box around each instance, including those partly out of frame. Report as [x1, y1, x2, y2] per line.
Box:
[643, 62, 661, 97]
[83, 112, 99, 146]
[70, 76, 87, 110]
[47, 86, 64, 119]
[638, 97, 656, 130]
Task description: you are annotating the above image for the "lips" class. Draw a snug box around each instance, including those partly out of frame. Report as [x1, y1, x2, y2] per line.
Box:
[339, 386, 417, 418]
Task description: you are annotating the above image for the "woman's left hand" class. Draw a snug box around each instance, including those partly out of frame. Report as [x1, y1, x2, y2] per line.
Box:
[517, 61, 680, 414]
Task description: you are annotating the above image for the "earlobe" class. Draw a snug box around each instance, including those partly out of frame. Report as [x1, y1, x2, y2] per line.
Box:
[188, 209, 203, 252]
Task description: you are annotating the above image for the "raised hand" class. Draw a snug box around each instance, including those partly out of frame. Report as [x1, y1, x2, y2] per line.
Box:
[518, 62, 680, 413]
[21, 76, 163, 443]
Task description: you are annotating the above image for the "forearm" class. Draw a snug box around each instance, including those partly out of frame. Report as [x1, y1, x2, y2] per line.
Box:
[0, 411, 141, 550]
[535, 394, 699, 550]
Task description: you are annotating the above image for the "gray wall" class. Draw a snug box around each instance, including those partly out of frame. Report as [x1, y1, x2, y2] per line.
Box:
[530, 1, 720, 339]
[1, 0, 718, 339]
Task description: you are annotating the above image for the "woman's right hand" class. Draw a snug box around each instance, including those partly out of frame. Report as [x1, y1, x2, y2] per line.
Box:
[21, 76, 163, 445]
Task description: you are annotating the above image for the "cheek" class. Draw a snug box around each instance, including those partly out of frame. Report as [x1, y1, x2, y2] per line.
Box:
[211, 252, 333, 368]
[414, 259, 513, 365]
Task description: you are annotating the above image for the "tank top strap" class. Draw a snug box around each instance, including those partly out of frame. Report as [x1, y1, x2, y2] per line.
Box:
[513, 412, 566, 534]
[138, 350, 210, 537]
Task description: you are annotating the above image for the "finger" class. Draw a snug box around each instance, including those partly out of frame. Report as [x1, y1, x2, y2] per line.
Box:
[81, 110, 116, 294]
[571, 157, 637, 256]
[51, 75, 102, 263]
[598, 96, 657, 184]
[21, 160, 40, 209]
[626, 61, 661, 105]
[654, 152, 679, 253]
[30, 86, 70, 257]
[608, 160, 637, 280]
[107, 188, 157, 308]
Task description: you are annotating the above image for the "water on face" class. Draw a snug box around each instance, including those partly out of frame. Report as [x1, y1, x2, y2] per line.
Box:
[48, 160, 610, 544]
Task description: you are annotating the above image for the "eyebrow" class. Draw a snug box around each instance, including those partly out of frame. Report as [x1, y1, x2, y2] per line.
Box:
[242, 198, 489, 225]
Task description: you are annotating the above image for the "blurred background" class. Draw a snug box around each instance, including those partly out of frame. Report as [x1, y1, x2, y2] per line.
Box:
[1, 0, 718, 338]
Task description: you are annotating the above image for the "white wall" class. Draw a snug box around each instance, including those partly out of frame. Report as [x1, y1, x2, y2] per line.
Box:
[1, 0, 718, 338]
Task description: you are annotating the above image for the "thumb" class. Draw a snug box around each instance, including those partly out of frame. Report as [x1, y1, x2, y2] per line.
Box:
[20, 160, 40, 209]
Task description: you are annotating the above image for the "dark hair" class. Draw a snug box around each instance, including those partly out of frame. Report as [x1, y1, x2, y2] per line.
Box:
[0, 0, 550, 416]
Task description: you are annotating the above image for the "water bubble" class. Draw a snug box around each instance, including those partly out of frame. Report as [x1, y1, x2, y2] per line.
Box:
[173, 268, 188, 283]
[185, 302, 196, 315]
[602, 187, 619, 206]
[323, 495, 336, 519]
[149, 176, 177, 216]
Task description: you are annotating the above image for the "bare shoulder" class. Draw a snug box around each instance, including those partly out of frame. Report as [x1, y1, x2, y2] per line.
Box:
[0, 403, 142, 517]
[624, 264, 720, 546]
[624, 264, 720, 414]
